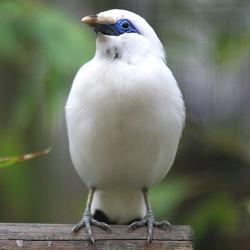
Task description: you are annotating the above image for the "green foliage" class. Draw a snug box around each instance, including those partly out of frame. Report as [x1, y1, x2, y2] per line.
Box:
[0, 0, 95, 224]
[214, 32, 250, 66]
[151, 178, 190, 219]
[0, 148, 51, 168]
[0, 0, 95, 139]
[187, 194, 239, 242]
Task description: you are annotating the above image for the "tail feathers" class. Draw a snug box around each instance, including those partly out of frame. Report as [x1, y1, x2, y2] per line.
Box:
[93, 209, 141, 224]
[91, 189, 146, 224]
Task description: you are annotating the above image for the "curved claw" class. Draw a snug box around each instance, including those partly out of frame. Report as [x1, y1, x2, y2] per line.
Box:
[72, 217, 95, 244]
[72, 220, 85, 233]
[154, 220, 171, 230]
[147, 213, 154, 244]
[91, 218, 112, 232]
[128, 218, 147, 231]
[128, 213, 171, 244]
[147, 228, 153, 244]
[72, 216, 111, 244]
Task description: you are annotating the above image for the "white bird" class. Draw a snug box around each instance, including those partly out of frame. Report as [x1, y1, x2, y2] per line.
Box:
[66, 9, 185, 243]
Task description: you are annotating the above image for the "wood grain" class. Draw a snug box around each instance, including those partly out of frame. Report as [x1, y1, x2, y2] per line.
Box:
[0, 223, 193, 250]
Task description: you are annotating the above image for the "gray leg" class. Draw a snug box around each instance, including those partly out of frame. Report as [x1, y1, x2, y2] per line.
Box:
[128, 189, 171, 244]
[72, 188, 111, 244]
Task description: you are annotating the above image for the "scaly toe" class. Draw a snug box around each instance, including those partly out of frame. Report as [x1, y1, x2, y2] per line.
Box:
[154, 220, 171, 230]
[128, 218, 147, 231]
[128, 214, 171, 244]
[72, 215, 111, 244]
[72, 220, 85, 233]
[91, 218, 112, 232]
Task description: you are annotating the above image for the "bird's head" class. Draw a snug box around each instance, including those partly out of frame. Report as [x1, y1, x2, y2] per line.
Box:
[82, 9, 165, 63]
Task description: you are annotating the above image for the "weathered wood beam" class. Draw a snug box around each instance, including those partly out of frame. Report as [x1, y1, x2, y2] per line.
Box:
[0, 223, 193, 249]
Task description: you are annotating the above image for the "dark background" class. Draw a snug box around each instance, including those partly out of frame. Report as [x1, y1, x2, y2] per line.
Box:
[0, 1, 250, 249]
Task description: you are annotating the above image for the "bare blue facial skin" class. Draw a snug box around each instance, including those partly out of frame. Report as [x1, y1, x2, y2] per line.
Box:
[95, 19, 140, 36]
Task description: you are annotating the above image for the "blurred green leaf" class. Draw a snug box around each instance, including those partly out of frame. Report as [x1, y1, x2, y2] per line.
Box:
[0, 147, 51, 168]
[214, 32, 250, 66]
[150, 178, 190, 219]
[0, 0, 95, 136]
[187, 194, 239, 241]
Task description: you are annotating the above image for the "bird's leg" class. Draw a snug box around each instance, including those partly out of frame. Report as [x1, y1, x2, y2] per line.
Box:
[72, 188, 111, 244]
[128, 189, 171, 244]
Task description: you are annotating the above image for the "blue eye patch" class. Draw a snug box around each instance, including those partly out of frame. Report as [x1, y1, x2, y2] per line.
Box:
[95, 19, 140, 36]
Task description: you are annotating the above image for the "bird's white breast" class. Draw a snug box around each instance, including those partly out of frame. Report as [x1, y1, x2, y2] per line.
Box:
[66, 55, 185, 191]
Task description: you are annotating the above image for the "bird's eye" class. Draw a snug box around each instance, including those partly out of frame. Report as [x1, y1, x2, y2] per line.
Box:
[121, 21, 130, 30]
[114, 19, 139, 35]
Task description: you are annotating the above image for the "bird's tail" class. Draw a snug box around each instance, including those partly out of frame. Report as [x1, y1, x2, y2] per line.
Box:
[91, 188, 146, 224]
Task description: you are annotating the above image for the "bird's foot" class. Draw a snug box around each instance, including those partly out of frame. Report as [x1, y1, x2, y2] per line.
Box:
[72, 210, 111, 244]
[128, 211, 171, 244]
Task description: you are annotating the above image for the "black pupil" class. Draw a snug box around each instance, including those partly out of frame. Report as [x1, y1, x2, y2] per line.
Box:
[122, 21, 129, 29]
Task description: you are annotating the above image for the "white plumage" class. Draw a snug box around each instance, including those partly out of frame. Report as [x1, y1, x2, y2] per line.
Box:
[66, 9, 185, 229]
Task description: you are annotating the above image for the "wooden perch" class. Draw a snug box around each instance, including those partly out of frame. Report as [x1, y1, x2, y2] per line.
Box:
[0, 223, 193, 249]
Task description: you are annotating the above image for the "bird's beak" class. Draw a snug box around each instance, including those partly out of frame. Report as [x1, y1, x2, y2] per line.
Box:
[81, 15, 115, 27]
[81, 14, 117, 36]
[81, 15, 98, 27]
